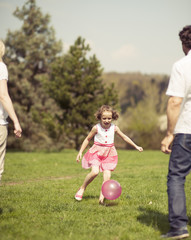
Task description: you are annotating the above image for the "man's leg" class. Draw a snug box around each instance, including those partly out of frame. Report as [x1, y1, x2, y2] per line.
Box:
[162, 134, 191, 238]
[167, 134, 191, 229]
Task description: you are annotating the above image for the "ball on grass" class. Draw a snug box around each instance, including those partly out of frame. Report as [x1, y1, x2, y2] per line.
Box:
[102, 180, 122, 200]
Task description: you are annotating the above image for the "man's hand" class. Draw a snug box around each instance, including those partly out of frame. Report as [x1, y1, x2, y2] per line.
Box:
[161, 134, 174, 154]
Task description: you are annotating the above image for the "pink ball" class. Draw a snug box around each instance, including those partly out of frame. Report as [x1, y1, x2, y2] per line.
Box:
[102, 180, 122, 200]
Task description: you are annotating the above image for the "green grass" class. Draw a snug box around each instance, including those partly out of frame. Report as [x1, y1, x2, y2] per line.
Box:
[0, 150, 191, 240]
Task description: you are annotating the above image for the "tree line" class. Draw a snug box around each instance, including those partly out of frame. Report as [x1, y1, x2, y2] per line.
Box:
[4, 0, 169, 151]
[103, 72, 169, 149]
[4, 0, 118, 151]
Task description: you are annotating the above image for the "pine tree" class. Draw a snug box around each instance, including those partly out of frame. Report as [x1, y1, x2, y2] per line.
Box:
[4, 0, 63, 150]
[47, 37, 118, 149]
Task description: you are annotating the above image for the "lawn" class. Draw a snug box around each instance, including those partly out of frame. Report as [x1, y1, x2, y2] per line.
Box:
[0, 150, 191, 240]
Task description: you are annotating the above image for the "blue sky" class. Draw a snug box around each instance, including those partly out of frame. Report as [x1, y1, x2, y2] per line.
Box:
[0, 0, 190, 74]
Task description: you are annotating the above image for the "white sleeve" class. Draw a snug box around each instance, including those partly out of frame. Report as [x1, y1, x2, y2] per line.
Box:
[166, 62, 185, 97]
[0, 62, 8, 81]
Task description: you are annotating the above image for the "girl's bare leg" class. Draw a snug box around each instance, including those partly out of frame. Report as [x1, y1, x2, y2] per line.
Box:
[99, 170, 111, 204]
[77, 166, 100, 195]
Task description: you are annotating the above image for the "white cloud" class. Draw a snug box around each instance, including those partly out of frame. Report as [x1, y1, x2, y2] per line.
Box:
[111, 44, 139, 61]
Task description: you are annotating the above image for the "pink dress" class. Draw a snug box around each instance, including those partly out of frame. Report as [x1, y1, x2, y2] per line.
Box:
[82, 123, 118, 172]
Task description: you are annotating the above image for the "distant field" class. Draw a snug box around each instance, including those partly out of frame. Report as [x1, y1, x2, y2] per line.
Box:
[0, 150, 191, 240]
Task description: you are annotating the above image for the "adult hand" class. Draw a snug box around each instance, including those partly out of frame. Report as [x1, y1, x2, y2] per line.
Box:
[14, 122, 22, 138]
[161, 134, 174, 154]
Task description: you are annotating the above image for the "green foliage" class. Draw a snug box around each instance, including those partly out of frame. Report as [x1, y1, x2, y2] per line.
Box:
[46, 37, 118, 149]
[103, 73, 169, 149]
[1, 150, 191, 240]
[124, 80, 167, 149]
[2, 0, 170, 151]
[103, 73, 169, 115]
[126, 103, 163, 149]
[4, 0, 64, 151]
[3, 0, 118, 151]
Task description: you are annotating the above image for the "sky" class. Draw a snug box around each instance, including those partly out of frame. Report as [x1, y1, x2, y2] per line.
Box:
[0, 0, 190, 75]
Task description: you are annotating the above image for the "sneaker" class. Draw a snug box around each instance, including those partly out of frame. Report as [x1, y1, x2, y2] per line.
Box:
[161, 227, 189, 239]
[75, 188, 84, 201]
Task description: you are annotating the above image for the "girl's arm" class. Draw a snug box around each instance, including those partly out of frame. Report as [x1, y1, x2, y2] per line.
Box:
[76, 126, 97, 162]
[115, 126, 143, 152]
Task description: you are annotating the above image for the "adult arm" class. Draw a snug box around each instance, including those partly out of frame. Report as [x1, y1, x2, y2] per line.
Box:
[161, 96, 183, 154]
[0, 80, 22, 137]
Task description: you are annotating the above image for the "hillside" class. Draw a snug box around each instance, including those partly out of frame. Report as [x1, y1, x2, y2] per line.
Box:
[103, 71, 169, 97]
[102, 72, 170, 149]
[102, 71, 169, 113]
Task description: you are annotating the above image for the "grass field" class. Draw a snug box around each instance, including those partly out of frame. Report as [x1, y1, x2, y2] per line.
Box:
[0, 150, 191, 240]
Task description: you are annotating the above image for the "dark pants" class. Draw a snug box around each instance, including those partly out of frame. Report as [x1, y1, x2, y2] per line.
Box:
[167, 133, 191, 229]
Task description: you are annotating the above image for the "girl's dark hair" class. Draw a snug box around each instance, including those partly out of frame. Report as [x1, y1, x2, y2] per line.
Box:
[94, 105, 119, 120]
[179, 25, 191, 49]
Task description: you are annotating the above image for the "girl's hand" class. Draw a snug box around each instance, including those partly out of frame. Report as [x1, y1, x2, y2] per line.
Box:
[76, 152, 82, 163]
[136, 146, 143, 152]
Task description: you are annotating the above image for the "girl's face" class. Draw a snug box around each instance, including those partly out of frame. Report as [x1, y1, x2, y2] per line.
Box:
[101, 111, 112, 128]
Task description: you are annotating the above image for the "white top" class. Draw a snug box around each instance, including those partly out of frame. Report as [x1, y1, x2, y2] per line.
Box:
[166, 50, 191, 134]
[0, 62, 8, 125]
[94, 123, 115, 145]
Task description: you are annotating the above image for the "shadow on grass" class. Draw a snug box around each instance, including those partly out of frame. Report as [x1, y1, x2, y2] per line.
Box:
[137, 207, 169, 234]
[0, 207, 14, 215]
[83, 195, 119, 207]
[189, 218, 191, 226]
[74, 195, 119, 207]
[138, 207, 191, 233]
[83, 195, 99, 200]
[104, 201, 119, 207]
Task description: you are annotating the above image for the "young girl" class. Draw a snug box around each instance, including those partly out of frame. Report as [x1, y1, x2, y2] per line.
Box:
[75, 105, 143, 204]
